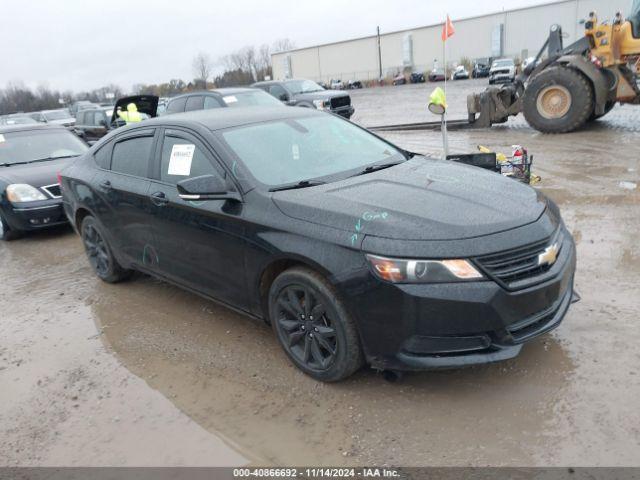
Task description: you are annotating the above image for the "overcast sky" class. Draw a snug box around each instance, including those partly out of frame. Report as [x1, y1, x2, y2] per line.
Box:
[3, 0, 550, 92]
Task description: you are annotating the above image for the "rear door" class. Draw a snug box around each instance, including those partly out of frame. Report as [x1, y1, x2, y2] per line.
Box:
[92, 128, 157, 266]
[86, 111, 109, 142]
[146, 127, 248, 309]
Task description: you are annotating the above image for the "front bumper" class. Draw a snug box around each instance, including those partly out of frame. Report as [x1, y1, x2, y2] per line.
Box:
[332, 106, 355, 119]
[2, 199, 68, 231]
[346, 231, 577, 371]
[490, 73, 514, 83]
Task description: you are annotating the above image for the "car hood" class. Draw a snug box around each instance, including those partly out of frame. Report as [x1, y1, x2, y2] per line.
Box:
[294, 90, 348, 101]
[272, 157, 546, 241]
[0, 158, 75, 187]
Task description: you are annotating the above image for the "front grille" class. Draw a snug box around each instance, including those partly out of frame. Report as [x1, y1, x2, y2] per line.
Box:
[330, 96, 351, 109]
[475, 229, 562, 287]
[492, 69, 511, 75]
[505, 287, 571, 343]
[42, 183, 62, 198]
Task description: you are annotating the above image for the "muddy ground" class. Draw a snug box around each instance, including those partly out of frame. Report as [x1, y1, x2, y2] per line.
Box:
[1, 79, 639, 466]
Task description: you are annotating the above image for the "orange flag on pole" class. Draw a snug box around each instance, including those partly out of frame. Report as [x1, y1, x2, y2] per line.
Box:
[442, 15, 455, 41]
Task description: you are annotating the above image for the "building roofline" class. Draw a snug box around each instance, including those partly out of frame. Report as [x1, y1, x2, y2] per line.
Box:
[272, 0, 576, 56]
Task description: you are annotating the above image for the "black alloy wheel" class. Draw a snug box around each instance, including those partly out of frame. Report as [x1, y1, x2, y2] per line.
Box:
[276, 285, 338, 370]
[269, 267, 363, 382]
[81, 216, 131, 283]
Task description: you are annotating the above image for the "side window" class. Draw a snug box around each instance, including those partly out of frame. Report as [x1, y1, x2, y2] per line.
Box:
[184, 96, 204, 112]
[76, 112, 86, 125]
[94, 143, 111, 169]
[111, 135, 154, 177]
[95, 111, 107, 126]
[269, 84, 288, 100]
[159, 134, 220, 185]
[166, 97, 187, 114]
[204, 96, 223, 109]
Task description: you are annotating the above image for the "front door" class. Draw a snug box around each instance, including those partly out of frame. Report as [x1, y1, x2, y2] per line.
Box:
[147, 128, 248, 310]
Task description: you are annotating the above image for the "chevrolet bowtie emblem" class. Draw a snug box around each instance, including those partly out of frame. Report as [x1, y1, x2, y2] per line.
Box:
[538, 243, 559, 267]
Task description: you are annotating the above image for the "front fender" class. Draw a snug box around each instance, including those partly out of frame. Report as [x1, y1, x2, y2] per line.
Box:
[556, 55, 613, 115]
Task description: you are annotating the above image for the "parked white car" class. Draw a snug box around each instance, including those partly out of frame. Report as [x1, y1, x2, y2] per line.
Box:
[489, 58, 516, 84]
[452, 65, 470, 80]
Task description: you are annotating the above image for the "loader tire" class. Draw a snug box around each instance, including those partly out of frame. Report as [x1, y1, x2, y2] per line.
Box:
[523, 66, 593, 133]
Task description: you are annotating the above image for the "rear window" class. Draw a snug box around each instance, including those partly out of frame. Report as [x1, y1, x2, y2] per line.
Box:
[110, 136, 153, 177]
[204, 96, 223, 109]
[0, 129, 88, 165]
[166, 97, 187, 114]
[185, 96, 204, 112]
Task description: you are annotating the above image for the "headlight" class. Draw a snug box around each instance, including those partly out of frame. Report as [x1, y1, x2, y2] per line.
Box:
[6, 184, 47, 202]
[312, 99, 329, 109]
[365, 254, 483, 283]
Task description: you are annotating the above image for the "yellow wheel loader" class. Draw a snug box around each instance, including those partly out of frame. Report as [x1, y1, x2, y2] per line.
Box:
[467, 0, 640, 133]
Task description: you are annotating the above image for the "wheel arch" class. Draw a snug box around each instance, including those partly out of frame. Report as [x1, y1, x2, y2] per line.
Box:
[257, 254, 336, 323]
[554, 55, 611, 115]
[74, 206, 94, 234]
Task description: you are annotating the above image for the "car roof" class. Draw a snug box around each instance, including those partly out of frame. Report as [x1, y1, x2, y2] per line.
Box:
[168, 88, 260, 102]
[0, 123, 67, 134]
[79, 106, 112, 112]
[141, 105, 321, 132]
[213, 87, 258, 95]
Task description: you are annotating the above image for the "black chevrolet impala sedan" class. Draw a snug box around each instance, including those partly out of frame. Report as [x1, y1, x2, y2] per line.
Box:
[60, 107, 577, 381]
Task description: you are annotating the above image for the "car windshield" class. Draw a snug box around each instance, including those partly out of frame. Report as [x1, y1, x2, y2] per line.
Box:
[284, 80, 325, 94]
[0, 129, 88, 165]
[222, 91, 283, 108]
[220, 115, 405, 187]
[43, 110, 71, 120]
[493, 60, 513, 67]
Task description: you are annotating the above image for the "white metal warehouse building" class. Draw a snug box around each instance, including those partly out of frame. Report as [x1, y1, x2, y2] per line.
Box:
[271, 0, 629, 82]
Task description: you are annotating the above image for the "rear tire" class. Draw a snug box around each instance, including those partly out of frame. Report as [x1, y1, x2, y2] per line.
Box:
[81, 216, 131, 283]
[268, 267, 364, 382]
[523, 66, 594, 133]
[0, 212, 22, 241]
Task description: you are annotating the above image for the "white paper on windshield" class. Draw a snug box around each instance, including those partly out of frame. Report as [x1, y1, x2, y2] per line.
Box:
[292, 144, 300, 161]
[168, 144, 195, 176]
[0, 134, 5, 143]
[223, 95, 238, 104]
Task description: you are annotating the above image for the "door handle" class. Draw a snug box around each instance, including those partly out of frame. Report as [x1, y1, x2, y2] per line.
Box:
[99, 180, 112, 191]
[150, 191, 169, 206]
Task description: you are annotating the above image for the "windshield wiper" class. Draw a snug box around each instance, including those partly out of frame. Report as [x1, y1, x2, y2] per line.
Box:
[27, 154, 80, 163]
[351, 160, 405, 177]
[269, 180, 326, 192]
[0, 155, 79, 167]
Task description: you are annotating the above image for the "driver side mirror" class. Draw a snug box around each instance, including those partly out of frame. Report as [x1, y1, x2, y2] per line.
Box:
[279, 93, 290, 102]
[177, 174, 242, 202]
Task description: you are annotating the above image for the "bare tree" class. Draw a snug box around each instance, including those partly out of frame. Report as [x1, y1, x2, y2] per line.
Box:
[192, 52, 213, 89]
[272, 38, 296, 53]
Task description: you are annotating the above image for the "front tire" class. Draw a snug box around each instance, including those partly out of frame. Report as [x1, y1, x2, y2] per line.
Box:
[268, 267, 364, 382]
[0, 212, 21, 241]
[523, 66, 594, 133]
[81, 216, 131, 283]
